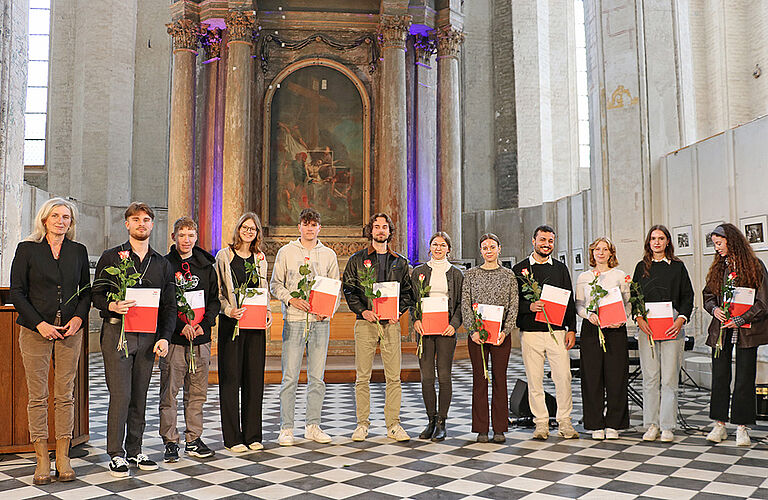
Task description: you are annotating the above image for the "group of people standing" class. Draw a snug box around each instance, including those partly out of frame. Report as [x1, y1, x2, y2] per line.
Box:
[9, 198, 768, 485]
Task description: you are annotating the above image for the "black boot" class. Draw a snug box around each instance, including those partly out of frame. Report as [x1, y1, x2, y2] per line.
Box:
[419, 416, 437, 439]
[432, 417, 446, 442]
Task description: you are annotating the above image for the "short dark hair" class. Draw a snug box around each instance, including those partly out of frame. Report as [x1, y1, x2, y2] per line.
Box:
[364, 212, 395, 242]
[173, 216, 198, 234]
[533, 225, 556, 239]
[125, 202, 155, 220]
[299, 208, 321, 225]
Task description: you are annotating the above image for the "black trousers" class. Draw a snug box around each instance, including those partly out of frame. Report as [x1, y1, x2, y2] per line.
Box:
[579, 320, 629, 430]
[418, 334, 457, 419]
[468, 334, 511, 433]
[710, 330, 757, 425]
[217, 315, 266, 447]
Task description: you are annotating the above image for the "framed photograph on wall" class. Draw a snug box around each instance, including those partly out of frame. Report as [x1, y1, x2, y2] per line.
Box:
[557, 251, 567, 265]
[453, 258, 475, 271]
[741, 215, 768, 251]
[500, 257, 516, 270]
[701, 221, 724, 255]
[673, 225, 693, 256]
[573, 248, 584, 271]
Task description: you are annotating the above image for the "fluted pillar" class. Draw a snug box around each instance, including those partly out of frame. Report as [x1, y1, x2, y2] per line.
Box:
[221, 10, 254, 247]
[414, 35, 437, 262]
[377, 14, 411, 251]
[436, 26, 465, 258]
[166, 18, 200, 238]
[199, 28, 223, 251]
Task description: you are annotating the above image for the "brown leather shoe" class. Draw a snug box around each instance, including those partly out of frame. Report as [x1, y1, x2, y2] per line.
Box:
[56, 438, 76, 481]
[33, 439, 51, 485]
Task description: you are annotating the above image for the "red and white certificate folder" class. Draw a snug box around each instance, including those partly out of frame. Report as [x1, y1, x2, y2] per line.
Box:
[536, 284, 571, 327]
[597, 286, 627, 327]
[240, 288, 269, 329]
[729, 287, 755, 328]
[184, 290, 205, 326]
[646, 301, 674, 340]
[477, 304, 504, 345]
[309, 276, 341, 318]
[124, 288, 160, 333]
[373, 281, 400, 321]
[421, 296, 449, 335]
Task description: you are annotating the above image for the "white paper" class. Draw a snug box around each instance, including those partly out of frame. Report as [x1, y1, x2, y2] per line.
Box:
[184, 290, 205, 310]
[311, 276, 341, 296]
[422, 296, 448, 313]
[373, 281, 400, 297]
[125, 287, 160, 307]
[733, 287, 756, 306]
[646, 301, 673, 319]
[242, 288, 269, 306]
[477, 304, 504, 322]
[598, 286, 623, 307]
[541, 284, 571, 305]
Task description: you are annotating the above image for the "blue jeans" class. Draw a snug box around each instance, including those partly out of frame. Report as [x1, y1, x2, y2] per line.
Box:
[279, 320, 330, 429]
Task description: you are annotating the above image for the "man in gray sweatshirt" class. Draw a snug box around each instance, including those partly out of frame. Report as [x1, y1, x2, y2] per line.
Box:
[270, 208, 340, 445]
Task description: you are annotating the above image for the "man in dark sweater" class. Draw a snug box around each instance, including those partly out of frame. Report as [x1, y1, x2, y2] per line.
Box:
[160, 217, 220, 462]
[512, 225, 579, 441]
[92, 202, 176, 477]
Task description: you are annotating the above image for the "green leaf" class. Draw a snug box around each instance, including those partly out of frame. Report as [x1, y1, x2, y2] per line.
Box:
[105, 267, 120, 275]
[290, 291, 301, 298]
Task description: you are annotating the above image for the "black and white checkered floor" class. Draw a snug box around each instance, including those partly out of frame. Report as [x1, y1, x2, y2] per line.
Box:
[2, 351, 768, 499]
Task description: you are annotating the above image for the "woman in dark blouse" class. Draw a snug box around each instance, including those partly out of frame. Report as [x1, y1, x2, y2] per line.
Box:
[10, 197, 90, 484]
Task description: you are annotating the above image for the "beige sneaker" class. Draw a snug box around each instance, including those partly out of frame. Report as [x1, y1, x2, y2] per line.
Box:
[605, 428, 619, 440]
[278, 428, 294, 446]
[706, 421, 727, 443]
[558, 420, 579, 439]
[226, 443, 248, 453]
[660, 430, 674, 442]
[736, 425, 751, 446]
[532, 423, 549, 440]
[643, 424, 660, 441]
[305, 424, 332, 444]
[351, 424, 368, 442]
[387, 424, 410, 442]
[247, 441, 263, 451]
[591, 429, 605, 440]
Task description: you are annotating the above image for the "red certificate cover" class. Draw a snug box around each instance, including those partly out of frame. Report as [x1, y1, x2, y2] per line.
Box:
[646, 301, 674, 340]
[309, 276, 341, 318]
[184, 290, 205, 326]
[597, 286, 627, 327]
[535, 284, 571, 327]
[124, 288, 160, 333]
[240, 288, 268, 330]
[421, 296, 449, 335]
[477, 304, 504, 345]
[373, 281, 400, 321]
[729, 287, 755, 328]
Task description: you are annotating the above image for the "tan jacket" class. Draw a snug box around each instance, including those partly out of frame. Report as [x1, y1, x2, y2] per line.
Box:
[215, 246, 269, 318]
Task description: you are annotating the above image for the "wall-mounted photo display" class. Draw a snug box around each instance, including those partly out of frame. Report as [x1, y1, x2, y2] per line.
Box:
[453, 258, 475, 271]
[557, 251, 567, 265]
[701, 221, 724, 255]
[741, 215, 767, 251]
[673, 225, 693, 256]
[573, 248, 584, 270]
[500, 257, 517, 270]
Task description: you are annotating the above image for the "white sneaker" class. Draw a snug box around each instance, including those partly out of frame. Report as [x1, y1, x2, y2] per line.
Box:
[387, 424, 410, 442]
[660, 430, 674, 442]
[351, 424, 368, 442]
[305, 424, 332, 444]
[278, 428, 295, 446]
[736, 425, 751, 446]
[591, 429, 605, 440]
[248, 441, 264, 451]
[226, 443, 248, 453]
[605, 428, 619, 440]
[642, 424, 660, 442]
[706, 421, 728, 443]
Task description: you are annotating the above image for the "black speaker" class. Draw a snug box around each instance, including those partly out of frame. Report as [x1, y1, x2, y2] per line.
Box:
[757, 384, 768, 421]
[509, 378, 557, 418]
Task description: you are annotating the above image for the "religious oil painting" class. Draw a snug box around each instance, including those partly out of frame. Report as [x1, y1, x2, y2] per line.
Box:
[265, 61, 369, 232]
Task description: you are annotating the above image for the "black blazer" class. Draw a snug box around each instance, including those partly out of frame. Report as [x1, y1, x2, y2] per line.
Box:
[9, 238, 91, 331]
[410, 263, 464, 330]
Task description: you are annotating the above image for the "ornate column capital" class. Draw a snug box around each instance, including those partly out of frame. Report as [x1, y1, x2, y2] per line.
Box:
[166, 18, 201, 52]
[201, 27, 223, 61]
[378, 14, 412, 50]
[436, 26, 465, 59]
[226, 10, 255, 44]
[413, 34, 436, 65]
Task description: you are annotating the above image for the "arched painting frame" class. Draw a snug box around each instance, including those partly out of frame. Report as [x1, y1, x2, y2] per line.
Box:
[262, 58, 370, 236]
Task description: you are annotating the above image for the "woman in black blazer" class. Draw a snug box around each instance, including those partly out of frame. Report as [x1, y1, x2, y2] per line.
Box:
[411, 232, 464, 441]
[9, 197, 90, 485]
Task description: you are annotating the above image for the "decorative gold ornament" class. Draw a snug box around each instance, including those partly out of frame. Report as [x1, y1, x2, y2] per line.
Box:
[226, 10, 255, 44]
[378, 14, 412, 50]
[436, 26, 465, 59]
[607, 85, 639, 109]
[166, 18, 200, 52]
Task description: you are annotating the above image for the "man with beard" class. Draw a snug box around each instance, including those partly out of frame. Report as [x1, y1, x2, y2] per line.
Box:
[92, 202, 176, 477]
[342, 213, 415, 442]
[512, 225, 579, 440]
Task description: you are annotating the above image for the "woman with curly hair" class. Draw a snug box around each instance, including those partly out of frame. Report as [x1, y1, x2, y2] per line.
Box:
[703, 223, 768, 446]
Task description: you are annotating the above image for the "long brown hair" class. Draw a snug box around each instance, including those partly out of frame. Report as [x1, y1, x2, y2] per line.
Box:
[229, 212, 263, 255]
[704, 223, 763, 294]
[641, 225, 680, 277]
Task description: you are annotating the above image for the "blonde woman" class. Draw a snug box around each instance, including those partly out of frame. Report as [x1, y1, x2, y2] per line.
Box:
[10, 198, 90, 484]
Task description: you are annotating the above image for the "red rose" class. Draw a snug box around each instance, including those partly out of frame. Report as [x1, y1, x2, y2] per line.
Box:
[592, 270, 600, 277]
[729, 272, 737, 280]
[624, 275, 632, 283]
[472, 303, 479, 311]
[521, 268, 529, 277]
[118, 250, 131, 260]
[305, 256, 310, 262]
[419, 273, 425, 282]
[364, 259, 372, 268]
[175, 272, 183, 280]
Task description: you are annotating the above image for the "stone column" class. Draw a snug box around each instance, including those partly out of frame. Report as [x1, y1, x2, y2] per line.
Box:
[0, 0, 28, 285]
[436, 26, 465, 258]
[199, 28, 223, 251]
[221, 10, 254, 247]
[377, 14, 411, 252]
[166, 18, 200, 239]
[413, 35, 437, 262]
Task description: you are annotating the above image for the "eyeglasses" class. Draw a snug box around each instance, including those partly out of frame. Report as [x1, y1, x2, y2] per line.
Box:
[240, 226, 258, 234]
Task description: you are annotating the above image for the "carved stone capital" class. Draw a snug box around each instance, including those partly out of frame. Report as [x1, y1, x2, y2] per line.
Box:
[436, 26, 465, 59]
[166, 18, 201, 52]
[226, 10, 255, 44]
[201, 27, 223, 60]
[413, 34, 436, 65]
[378, 14, 412, 50]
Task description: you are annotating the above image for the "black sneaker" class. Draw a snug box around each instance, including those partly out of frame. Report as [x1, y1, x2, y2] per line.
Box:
[126, 453, 158, 471]
[164, 442, 180, 462]
[185, 438, 214, 458]
[108, 456, 130, 478]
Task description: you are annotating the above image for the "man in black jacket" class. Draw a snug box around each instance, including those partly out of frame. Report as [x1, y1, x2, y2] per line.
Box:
[92, 202, 175, 477]
[342, 212, 414, 442]
[512, 225, 579, 441]
[160, 217, 220, 462]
